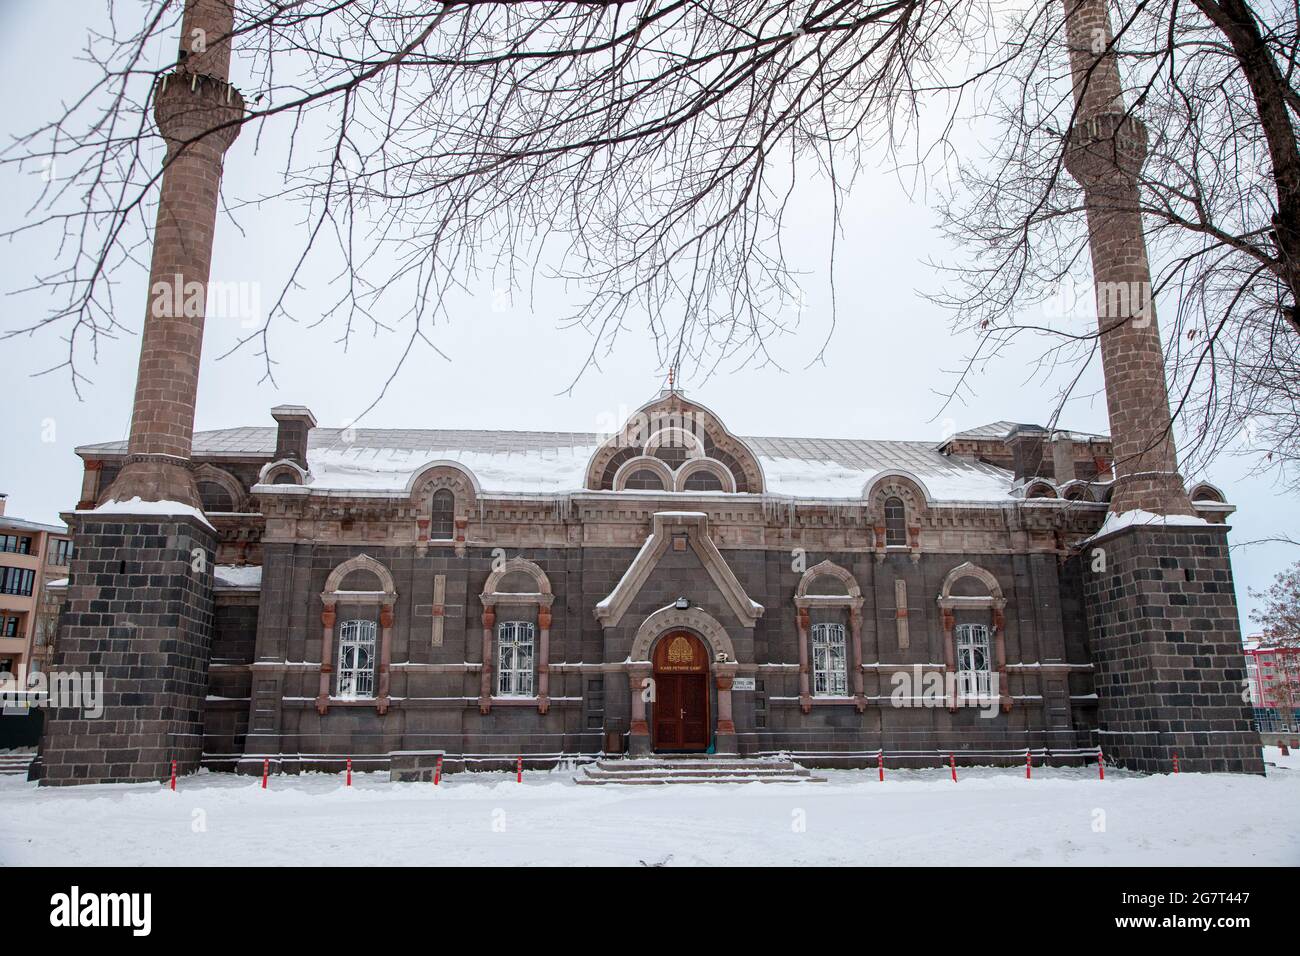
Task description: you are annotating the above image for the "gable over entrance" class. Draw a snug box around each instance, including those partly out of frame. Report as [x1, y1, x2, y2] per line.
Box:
[594, 512, 763, 629]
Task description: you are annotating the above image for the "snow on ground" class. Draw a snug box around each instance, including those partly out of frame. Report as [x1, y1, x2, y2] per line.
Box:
[1, 751, 1296, 867]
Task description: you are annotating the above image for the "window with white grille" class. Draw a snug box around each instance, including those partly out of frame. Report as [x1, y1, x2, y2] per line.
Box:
[811, 622, 848, 696]
[497, 621, 535, 697]
[955, 623, 992, 696]
[336, 619, 377, 698]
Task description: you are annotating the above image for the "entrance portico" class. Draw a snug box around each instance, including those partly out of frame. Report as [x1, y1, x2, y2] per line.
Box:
[626, 604, 739, 755]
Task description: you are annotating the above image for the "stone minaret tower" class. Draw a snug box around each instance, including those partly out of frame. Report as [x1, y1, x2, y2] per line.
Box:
[1061, 0, 1192, 516]
[37, 0, 242, 785]
[106, 0, 244, 507]
[1062, 0, 1261, 773]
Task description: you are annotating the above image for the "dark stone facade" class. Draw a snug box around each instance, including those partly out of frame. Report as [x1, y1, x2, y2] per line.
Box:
[195, 539, 1100, 771]
[43, 395, 1263, 780]
[38, 514, 215, 785]
[1078, 523, 1263, 773]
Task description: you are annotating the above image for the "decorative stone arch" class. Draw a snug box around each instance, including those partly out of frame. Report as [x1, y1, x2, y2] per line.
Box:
[479, 558, 555, 714]
[936, 562, 1009, 714]
[318, 554, 398, 716]
[795, 559, 862, 600]
[626, 604, 742, 754]
[323, 553, 397, 598]
[406, 460, 479, 555]
[864, 471, 929, 557]
[630, 604, 737, 663]
[1024, 479, 1058, 499]
[482, 556, 553, 600]
[1059, 479, 1096, 502]
[1188, 481, 1226, 503]
[793, 561, 866, 712]
[644, 426, 706, 457]
[583, 393, 766, 493]
[612, 455, 676, 492]
[193, 463, 247, 512]
[258, 458, 308, 486]
[673, 458, 737, 493]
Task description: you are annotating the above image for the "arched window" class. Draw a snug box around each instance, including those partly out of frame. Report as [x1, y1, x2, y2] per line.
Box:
[683, 469, 724, 491]
[496, 621, 535, 697]
[430, 488, 455, 540]
[884, 496, 907, 546]
[197, 480, 235, 513]
[624, 468, 666, 491]
[811, 622, 848, 696]
[336, 619, 378, 698]
[955, 623, 991, 697]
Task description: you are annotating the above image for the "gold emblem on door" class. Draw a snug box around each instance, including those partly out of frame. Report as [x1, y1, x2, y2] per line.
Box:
[667, 635, 694, 665]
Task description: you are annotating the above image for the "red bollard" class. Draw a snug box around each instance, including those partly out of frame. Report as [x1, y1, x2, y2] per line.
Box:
[346, 757, 352, 787]
[877, 751, 884, 782]
[262, 758, 269, 789]
[1098, 750, 1105, 780]
[434, 754, 443, 786]
[1172, 751, 1179, 774]
[170, 758, 177, 792]
[517, 756, 523, 783]
[1025, 750, 1032, 779]
[949, 752, 957, 782]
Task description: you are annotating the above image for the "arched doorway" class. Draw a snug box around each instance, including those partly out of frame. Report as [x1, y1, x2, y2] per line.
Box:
[652, 631, 710, 752]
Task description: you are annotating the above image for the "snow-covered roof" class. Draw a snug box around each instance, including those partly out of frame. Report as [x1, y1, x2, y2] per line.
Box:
[941, 421, 1108, 445]
[78, 426, 1022, 503]
[0, 513, 68, 535]
[215, 565, 263, 590]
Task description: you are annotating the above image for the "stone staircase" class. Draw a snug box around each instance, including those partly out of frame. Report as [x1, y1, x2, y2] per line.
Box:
[575, 754, 825, 785]
[0, 751, 35, 778]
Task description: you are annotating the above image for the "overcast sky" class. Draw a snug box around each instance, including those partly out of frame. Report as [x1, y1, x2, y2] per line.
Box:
[1, 1, 1295, 634]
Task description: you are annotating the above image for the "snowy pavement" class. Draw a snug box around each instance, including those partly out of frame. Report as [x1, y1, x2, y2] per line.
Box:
[1, 750, 1296, 866]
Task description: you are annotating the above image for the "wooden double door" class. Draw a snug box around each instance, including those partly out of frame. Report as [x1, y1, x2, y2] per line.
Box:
[652, 632, 711, 752]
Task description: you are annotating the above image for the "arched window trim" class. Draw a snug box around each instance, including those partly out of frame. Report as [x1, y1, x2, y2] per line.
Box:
[257, 458, 308, 488]
[673, 458, 737, 493]
[793, 561, 865, 712]
[611, 455, 675, 492]
[936, 562, 1008, 714]
[319, 554, 397, 716]
[194, 464, 248, 512]
[480, 557, 555, 714]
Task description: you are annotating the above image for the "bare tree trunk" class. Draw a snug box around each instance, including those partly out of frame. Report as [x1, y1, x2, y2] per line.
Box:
[1194, 0, 1300, 335]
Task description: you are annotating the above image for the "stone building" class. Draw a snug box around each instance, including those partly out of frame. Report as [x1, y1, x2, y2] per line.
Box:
[42, 391, 1258, 777]
[31, 0, 1266, 783]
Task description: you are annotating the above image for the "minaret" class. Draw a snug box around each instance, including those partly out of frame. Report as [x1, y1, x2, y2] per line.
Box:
[1062, 0, 1261, 774]
[1060, 0, 1192, 516]
[37, 0, 242, 786]
[105, 0, 243, 507]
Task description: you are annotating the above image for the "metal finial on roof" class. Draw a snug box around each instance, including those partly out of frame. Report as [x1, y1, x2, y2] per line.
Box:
[667, 366, 675, 391]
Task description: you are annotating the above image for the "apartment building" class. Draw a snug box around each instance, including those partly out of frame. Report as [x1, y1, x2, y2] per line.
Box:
[0, 494, 71, 678]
